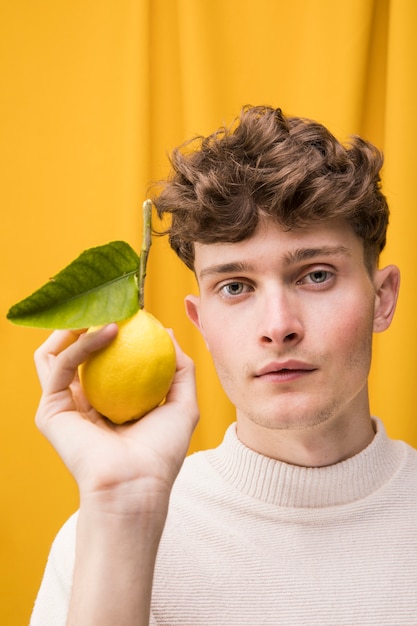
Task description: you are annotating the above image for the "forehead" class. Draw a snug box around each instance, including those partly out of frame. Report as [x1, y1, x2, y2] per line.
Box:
[194, 218, 364, 279]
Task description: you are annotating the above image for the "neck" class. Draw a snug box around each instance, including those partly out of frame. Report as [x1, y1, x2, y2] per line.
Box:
[207, 417, 403, 508]
[236, 412, 376, 468]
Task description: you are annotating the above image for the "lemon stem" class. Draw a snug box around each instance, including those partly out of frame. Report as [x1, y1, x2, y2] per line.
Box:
[138, 199, 152, 309]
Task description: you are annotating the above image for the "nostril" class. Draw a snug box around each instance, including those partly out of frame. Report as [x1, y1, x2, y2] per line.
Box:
[261, 331, 299, 344]
[284, 332, 298, 342]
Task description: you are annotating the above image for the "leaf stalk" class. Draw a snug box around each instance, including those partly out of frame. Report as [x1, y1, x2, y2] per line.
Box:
[138, 199, 152, 309]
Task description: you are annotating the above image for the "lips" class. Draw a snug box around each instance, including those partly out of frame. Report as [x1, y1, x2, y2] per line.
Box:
[254, 360, 316, 379]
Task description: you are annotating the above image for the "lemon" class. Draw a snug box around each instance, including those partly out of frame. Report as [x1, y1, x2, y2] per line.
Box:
[79, 309, 176, 424]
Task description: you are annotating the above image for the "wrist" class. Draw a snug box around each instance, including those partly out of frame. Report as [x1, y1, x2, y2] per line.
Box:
[78, 475, 172, 521]
[67, 487, 166, 626]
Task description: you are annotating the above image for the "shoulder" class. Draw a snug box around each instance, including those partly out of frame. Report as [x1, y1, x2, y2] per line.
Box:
[399, 439, 417, 474]
[40, 511, 78, 596]
[381, 437, 417, 511]
[170, 448, 223, 503]
[47, 511, 78, 568]
[29, 513, 78, 625]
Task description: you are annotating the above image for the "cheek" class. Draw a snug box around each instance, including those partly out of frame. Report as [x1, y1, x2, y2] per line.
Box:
[330, 304, 374, 371]
[200, 307, 241, 355]
[202, 324, 247, 394]
[204, 329, 236, 371]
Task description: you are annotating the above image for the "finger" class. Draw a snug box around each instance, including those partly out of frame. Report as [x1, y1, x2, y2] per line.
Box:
[165, 331, 199, 419]
[43, 324, 119, 396]
[167, 330, 195, 381]
[35, 329, 85, 388]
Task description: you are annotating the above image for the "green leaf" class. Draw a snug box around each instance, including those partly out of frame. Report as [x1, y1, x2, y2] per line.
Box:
[7, 241, 141, 329]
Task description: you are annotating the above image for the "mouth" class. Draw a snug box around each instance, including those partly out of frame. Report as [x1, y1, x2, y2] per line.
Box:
[254, 361, 316, 382]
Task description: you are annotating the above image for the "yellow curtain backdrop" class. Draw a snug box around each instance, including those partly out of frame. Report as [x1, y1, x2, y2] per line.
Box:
[1, 0, 416, 623]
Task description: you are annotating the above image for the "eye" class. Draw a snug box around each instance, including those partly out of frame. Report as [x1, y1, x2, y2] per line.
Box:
[219, 281, 251, 297]
[297, 269, 334, 286]
[308, 270, 330, 283]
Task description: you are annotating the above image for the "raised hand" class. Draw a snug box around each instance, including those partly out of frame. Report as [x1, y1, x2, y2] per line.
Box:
[34, 324, 199, 508]
[34, 325, 199, 626]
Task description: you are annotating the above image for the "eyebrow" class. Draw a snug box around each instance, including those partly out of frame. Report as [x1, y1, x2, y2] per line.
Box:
[199, 261, 254, 279]
[198, 245, 351, 280]
[283, 245, 352, 265]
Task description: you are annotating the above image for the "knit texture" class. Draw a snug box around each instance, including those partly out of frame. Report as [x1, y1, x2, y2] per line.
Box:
[30, 418, 417, 625]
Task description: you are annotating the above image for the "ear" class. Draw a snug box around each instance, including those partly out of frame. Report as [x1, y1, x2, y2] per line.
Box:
[373, 265, 400, 333]
[185, 295, 209, 347]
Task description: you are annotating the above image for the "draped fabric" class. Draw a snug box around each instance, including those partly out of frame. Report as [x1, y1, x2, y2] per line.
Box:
[1, 1, 416, 623]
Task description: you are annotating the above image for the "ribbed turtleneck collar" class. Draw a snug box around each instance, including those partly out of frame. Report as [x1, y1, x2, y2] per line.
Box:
[205, 418, 405, 508]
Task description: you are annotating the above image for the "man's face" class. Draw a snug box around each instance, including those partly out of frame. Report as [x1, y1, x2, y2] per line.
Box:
[186, 218, 398, 442]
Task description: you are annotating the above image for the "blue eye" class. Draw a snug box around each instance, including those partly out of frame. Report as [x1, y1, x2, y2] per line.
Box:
[296, 269, 334, 286]
[309, 270, 329, 283]
[223, 282, 245, 295]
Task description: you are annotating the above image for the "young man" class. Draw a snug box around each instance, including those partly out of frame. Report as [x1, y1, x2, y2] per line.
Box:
[31, 106, 417, 626]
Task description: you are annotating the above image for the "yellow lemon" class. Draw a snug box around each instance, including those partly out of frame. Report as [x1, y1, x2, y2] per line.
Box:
[79, 309, 176, 424]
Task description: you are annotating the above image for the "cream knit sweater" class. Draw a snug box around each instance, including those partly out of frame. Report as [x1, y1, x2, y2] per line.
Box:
[31, 418, 417, 626]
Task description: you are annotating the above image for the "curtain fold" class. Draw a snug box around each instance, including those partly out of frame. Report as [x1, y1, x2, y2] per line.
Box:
[370, 0, 417, 443]
[1, 1, 415, 623]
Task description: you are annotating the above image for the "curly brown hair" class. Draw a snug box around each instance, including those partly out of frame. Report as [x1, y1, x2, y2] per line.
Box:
[152, 105, 389, 273]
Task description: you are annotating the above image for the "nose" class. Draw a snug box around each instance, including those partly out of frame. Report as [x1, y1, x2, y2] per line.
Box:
[256, 287, 304, 346]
